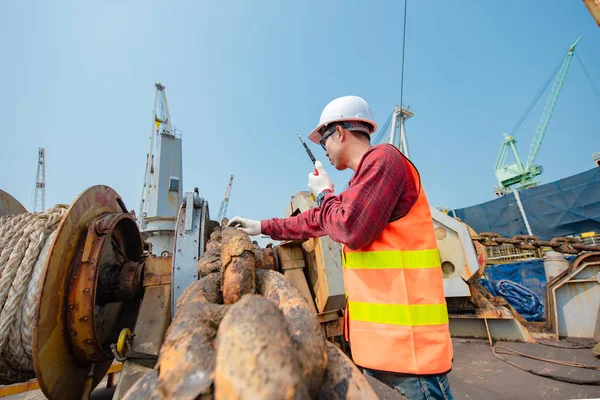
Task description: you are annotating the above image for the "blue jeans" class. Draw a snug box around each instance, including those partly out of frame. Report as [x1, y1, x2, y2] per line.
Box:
[364, 369, 454, 400]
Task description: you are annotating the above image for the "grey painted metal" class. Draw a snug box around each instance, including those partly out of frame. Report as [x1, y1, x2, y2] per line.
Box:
[388, 106, 398, 150]
[138, 83, 183, 255]
[549, 257, 600, 339]
[184, 192, 194, 231]
[387, 105, 413, 158]
[139, 85, 159, 224]
[449, 317, 536, 343]
[399, 112, 410, 159]
[431, 207, 478, 297]
[513, 189, 533, 235]
[34, 147, 46, 212]
[141, 227, 175, 257]
[171, 192, 207, 315]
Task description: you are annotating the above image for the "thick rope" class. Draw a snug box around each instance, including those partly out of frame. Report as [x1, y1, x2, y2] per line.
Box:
[0, 206, 67, 384]
[492, 345, 600, 385]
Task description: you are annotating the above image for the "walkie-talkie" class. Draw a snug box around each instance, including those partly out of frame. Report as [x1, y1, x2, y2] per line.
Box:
[297, 133, 319, 176]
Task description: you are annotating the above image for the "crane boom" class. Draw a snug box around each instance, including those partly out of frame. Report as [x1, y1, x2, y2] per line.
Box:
[493, 37, 581, 194]
[217, 175, 234, 222]
[526, 37, 580, 169]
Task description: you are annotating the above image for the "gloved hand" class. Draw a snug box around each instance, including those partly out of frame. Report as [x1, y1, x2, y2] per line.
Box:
[308, 160, 334, 197]
[227, 216, 261, 236]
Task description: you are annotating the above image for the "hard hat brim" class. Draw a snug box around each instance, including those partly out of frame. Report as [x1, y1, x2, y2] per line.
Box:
[307, 118, 378, 144]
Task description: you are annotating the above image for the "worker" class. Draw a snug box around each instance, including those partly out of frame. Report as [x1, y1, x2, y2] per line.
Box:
[228, 95, 454, 400]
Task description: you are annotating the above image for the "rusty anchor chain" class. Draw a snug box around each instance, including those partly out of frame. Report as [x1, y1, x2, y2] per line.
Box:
[471, 232, 600, 255]
[121, 226, 378, 400]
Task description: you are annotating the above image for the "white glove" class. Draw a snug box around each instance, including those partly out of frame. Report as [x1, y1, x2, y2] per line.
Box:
[308, 160, 334, 197]
[227, 216, 261, 236]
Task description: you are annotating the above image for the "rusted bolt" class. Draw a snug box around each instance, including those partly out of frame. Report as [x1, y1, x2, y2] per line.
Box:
[84, 339, 92, 345]
[80, 316, 90, 322]
[70, 331, 77, 337]
[68, 304, 75, 309]
[83, 288, 91, 294]
[95, 219, 111, 235]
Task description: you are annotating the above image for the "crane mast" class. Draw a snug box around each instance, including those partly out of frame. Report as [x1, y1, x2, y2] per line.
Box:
[137, 83, 183, 255]
[33, 148, 46, 212]
[217, 175, 234, 223]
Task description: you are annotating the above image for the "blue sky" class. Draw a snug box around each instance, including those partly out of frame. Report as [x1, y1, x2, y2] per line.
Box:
[1, 1, 599, 223]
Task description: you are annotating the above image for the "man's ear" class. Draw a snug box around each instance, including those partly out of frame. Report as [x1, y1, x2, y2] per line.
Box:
[337, 125, 346, 141]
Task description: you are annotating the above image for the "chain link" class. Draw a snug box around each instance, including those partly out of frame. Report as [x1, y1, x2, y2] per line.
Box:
[471, 232, 600, 255]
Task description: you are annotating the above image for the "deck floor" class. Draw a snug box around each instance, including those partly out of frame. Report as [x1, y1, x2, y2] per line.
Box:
[368, 338, 600, 400]
[3, 339, 599, 400]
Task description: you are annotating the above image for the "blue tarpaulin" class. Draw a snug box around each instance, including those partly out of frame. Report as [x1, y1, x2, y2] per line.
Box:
[453, 167, 600, 240]
[483, 260, 547, 321]
[479, 278, 497, 296]
[493, 280, 544, 321]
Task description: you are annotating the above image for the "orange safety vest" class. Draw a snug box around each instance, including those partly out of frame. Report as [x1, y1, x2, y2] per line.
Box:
[342, 151, 453, 375]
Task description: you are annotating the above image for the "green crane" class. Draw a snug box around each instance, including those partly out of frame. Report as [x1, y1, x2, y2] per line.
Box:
[494, 37, 581, 193]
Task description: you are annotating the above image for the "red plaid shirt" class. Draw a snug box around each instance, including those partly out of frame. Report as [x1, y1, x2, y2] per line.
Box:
[261, 144, 418, 250]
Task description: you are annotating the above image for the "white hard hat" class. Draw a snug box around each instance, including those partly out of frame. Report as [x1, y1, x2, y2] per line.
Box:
[308, 96, 378, 144]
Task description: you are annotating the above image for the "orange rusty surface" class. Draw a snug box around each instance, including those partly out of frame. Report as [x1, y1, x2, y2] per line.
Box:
[33, 185, 123, 400]
[143, 273, 172, 287]
[143, 255, 173, 284]
[0, 189, 27, 217]
[67, 219, 109, 364]
[467, 225, 487, 276]
[583, 0, 600, 26]
[0, 379, 40, 397]
[66, 212, 142, 364]
[157, 275, 226, 399]
[108, 363, 123, 374]
[0, 364, 123, 397]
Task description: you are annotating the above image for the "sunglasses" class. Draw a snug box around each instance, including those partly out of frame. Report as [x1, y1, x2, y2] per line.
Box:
[319, 129, 336, 151]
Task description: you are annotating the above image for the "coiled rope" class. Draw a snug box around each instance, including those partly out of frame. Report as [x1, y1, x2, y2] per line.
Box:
[0, 205, 68, 384]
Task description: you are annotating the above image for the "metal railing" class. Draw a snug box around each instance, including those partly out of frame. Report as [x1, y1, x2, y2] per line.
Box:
[485, 244, 542, 264]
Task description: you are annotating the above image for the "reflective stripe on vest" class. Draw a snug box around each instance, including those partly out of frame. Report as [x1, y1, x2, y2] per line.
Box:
[349, 301, 449, 326]
[344, 248, 441, 270]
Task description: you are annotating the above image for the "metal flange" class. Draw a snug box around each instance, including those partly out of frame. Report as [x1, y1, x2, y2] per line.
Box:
[66, 212, 143, 364]
[0, 189, 27, 217]
[171, 192, 212, 315]
[33, 185, 143, 400]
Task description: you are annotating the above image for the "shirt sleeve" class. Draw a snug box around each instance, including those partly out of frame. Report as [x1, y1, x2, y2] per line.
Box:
[261, 206, 327, 240]
[262, 145, 412, 249]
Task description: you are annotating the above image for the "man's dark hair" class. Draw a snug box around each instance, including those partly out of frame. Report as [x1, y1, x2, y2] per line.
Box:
[349, 129, 371, 143]
[328, 122, 372, 143]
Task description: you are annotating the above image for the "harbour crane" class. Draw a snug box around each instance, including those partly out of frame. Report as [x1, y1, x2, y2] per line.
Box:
[217, 174, 234, 222]
[494, 37, 580, 193]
